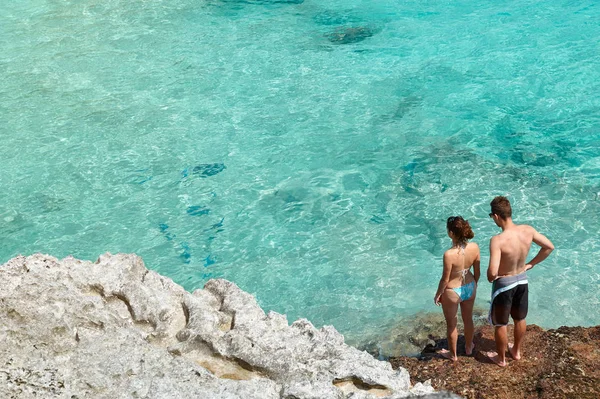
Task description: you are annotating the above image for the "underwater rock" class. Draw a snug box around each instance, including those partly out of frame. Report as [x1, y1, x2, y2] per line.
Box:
[182, 163, 226, 179]
[159, 223, 193, 264]
[179, 242, 192, 264]
[393, 95, 422, 119]
[511, 150, 558, 167]
[327, 26, 375, 45]
[187, 205, 210, 216]
[357, 308, 489, 359]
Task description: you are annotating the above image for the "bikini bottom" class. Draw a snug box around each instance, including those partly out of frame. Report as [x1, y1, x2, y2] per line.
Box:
[451, 281, 476, 302]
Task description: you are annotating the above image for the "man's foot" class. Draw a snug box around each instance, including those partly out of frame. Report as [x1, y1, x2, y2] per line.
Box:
[484, 351, 507, 367]
[438, 349, 458, 361]
[465, 342, 475, 356]
[508, 343, 521, 360]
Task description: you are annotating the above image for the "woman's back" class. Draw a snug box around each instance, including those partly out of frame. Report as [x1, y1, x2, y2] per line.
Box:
[444, 242, 480, 288]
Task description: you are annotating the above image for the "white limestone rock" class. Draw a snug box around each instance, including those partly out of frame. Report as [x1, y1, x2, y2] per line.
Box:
[0, 253, 457, 399]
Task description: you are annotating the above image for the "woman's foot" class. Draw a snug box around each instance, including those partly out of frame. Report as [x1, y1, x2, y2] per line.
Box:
[438, 349, 458, 361]
[465, 342, 475, 356]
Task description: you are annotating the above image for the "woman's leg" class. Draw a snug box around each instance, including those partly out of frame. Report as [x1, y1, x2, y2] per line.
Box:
[460, 290, 476, 355]
[441, 290, 460, 360]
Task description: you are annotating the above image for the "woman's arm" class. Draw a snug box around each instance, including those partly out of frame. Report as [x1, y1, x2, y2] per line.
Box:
[473, 244, 481, 284]
[434, 252, 453, 306]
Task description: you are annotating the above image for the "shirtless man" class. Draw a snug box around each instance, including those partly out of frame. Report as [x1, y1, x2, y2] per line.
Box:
[485, 196, 554, 367]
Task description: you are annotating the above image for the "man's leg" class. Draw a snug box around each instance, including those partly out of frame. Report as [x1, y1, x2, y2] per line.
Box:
[511, 318, 526, 360]
[492, 325, 508, 366]
[509, 284, 528, 360]
[485, 290, 511, 367]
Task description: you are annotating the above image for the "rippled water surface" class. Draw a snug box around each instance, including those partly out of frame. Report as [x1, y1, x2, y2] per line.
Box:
[1, 0, 599, 351]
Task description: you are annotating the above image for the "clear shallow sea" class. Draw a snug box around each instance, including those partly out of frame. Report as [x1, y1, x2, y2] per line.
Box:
[1, 0, 599, 352]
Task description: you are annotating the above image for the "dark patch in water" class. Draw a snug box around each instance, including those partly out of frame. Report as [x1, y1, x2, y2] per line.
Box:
[402, 160, 421, 195]
[394, 95, 422, 119]
[204, 255, 216, 267]
[327, 26, 375, 45]
[511, 150, 558, 167]
[133, 168, 154, 185]
[159, 223, 174, 241]
[492, 115, 521, 145]
[159, 223, 193, 264]
[182, 163, 226, 179]
[32, 193, 67, 213]
[187, 205, 210, 216]
[370, 215, 386, 224]
[180, 242, 192, 264]
[206, 218, 225, 233]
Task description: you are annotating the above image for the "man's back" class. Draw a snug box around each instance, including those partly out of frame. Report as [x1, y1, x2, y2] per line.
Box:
[492, 224, 535, 277]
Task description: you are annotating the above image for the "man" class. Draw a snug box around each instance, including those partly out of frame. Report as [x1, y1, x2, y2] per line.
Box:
[485, 196, 554, 367]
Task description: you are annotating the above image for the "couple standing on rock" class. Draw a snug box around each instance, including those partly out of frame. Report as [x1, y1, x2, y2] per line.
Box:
[433, 196, 555, 367]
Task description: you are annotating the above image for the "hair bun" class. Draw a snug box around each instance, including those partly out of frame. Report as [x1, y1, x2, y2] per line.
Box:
[447, 216, 474, 241]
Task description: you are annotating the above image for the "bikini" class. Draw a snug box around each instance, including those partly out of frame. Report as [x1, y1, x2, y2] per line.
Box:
[449, 245, 476, 302]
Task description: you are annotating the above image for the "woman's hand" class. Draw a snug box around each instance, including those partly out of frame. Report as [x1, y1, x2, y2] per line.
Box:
[434, 293, 442, 306]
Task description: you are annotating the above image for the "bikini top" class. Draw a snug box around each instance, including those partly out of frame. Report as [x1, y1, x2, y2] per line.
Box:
[451, 244, 470, 284]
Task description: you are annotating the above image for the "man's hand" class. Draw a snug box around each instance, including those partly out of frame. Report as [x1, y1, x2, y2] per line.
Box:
[524, 263, 533, 272]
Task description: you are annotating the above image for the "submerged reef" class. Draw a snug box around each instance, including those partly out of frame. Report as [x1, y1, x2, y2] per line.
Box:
[356, 309, 489, 359]
[182, 162, 226, 179]
[0, 253, 456, 398]
[326, 26, 376, 44]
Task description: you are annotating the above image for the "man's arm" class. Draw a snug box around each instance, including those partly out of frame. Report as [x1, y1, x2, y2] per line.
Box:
[487, 237, 501, 282]
[525, 229, 554, 271]
[473, 244, 481, 284]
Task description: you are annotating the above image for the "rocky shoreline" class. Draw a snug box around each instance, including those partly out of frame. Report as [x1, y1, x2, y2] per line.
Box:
[0, 253, 455, 399]
[390, 324, 600, 399]
[2, 253, 596, 398]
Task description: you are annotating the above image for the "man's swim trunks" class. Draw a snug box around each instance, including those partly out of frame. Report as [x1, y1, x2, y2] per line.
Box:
[488, 272, 528, 326]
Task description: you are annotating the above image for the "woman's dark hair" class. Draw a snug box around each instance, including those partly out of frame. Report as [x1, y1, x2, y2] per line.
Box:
[446, 216, 474, 243]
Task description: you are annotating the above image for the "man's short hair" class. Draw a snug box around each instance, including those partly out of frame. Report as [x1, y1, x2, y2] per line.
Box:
[490, 196, 512, 220]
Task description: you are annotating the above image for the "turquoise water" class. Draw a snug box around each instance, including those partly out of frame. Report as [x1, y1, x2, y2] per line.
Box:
[1, 0, 599, 349]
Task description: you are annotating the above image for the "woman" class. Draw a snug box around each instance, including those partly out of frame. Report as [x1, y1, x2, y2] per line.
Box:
[434, 216, 480, 361]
